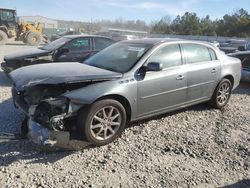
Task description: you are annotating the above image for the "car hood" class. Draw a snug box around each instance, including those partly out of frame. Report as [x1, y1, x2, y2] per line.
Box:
[228, 50, 250, 56]
[10, 63, 122, 90]
[4, 48, 51, 60]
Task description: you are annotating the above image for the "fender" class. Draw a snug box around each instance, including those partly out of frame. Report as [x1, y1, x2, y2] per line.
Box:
[64, 77, 138, 119]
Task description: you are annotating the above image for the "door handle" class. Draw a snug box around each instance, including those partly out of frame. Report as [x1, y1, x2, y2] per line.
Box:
[176, 75, 185, 80]
[211, 68, 217, 73]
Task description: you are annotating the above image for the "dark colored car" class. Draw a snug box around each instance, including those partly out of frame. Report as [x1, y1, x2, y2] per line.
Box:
[228, 51, 250, 82]
[50, 30, 82, 41]
[1, 35, 114, 73]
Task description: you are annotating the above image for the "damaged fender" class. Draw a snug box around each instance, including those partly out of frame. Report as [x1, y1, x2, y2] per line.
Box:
[64, 76, 138, 120]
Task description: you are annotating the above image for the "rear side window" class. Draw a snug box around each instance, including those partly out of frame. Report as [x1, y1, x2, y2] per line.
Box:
[148, 44, 182, 69]
[183, 43, 211, 64]
[94, 38, 114, 51]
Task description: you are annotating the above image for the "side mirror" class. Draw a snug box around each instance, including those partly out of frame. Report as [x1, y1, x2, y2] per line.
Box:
[60, 48, 69, 54]
[146, 62, 163, 72]
[238, 46, 245, 51]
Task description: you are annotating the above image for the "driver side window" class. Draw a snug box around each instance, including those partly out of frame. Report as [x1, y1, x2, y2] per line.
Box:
[64, 38, 90, 52]
[148, 44, 182, 69]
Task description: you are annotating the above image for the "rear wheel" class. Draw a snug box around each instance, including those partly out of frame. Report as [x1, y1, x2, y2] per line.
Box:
[25, 32, 42, 46]
[77, 99, 127, 146]
[209, 78, 232, 109]
[0, 30, 7, 45]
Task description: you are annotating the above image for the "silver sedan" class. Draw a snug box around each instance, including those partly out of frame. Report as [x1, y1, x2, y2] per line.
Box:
[10, 38, 241, 146]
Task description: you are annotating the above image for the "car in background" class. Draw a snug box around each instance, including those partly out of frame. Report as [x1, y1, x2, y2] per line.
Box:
[228, 50, 250, 82]
[10, 39, 241, 147]
[113, 34, 139, 41]
[95, 32, 139, 41]
[219, 39, 247, 54]
[1, 35, 114, 73]
[50, 30, 82, 41]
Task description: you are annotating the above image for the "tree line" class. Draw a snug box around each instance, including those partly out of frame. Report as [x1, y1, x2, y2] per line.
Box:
[150, 8, 250, 37]
[58, 8, 250, 38]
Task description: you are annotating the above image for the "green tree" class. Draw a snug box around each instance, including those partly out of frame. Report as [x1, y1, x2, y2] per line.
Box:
[150, 16, 172, 34]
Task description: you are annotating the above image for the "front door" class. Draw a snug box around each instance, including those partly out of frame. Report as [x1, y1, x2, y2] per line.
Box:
[57, 37, 92, 62]
[137, 43, 187, 117]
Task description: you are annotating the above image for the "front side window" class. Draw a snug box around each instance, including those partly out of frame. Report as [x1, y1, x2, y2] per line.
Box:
[94, 38, 114, 51]
[64, 38, 90, 51]
[147, 44, 182, 68]
[183, 43, 211, 64]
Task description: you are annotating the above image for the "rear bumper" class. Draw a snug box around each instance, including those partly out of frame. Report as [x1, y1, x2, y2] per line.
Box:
[1, 62, 13, 73]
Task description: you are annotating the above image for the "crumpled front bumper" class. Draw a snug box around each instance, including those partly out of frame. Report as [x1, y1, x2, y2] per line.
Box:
[27, 119, 91, 149]
[28, 119, 70, 146]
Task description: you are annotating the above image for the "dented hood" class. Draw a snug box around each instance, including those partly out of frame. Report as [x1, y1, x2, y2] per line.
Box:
[10, 63, 122, 90]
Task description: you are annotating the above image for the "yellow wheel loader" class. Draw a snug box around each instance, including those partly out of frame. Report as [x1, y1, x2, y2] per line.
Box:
[0, 8, 48, 46]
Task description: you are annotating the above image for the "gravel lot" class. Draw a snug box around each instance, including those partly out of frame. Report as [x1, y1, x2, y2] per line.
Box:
[0, 42, 249, 188]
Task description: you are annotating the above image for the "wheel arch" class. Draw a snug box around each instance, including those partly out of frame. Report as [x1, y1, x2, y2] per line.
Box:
[223, 75, 234, 86]
[95, 94, 132, 122]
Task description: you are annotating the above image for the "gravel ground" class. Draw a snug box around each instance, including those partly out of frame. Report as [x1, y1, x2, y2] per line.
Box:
[0, 42, 249, 188]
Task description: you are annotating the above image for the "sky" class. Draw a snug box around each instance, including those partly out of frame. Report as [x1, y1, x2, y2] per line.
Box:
[1, 0, 249, 23]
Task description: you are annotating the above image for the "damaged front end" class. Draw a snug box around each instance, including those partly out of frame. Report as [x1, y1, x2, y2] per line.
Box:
[28, 95, 83, 146]
[10, 62, 123, 147]
[12, 83, 88, 147]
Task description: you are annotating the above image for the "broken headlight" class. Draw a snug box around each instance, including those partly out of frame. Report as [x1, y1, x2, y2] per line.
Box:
[33, 97, 69, 130]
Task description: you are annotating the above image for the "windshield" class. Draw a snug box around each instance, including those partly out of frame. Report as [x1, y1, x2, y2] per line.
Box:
[41, 37, 71, 51]
[84, 42, 152, 73]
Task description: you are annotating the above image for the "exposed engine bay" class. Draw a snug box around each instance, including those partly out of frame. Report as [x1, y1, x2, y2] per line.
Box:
[12, 79, 112, 147]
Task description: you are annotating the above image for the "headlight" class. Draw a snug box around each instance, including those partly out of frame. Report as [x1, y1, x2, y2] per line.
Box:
[33, 97, 68, 128]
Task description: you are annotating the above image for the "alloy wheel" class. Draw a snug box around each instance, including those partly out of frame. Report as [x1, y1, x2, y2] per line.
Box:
[217, 82, 231, 105]
[90, 106, 121, 141]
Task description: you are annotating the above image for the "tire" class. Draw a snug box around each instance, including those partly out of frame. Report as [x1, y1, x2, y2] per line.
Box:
[25, 32, 42, 46]
[0, 30, 8, 45]
[77, 99, 127, 146]
[209, 78, 232, 109]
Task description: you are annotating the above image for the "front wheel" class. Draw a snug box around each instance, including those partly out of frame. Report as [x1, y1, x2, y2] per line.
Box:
[77, 99, 127, 146]
[25, 32, 42, 46]
[209, 78, 232, 109]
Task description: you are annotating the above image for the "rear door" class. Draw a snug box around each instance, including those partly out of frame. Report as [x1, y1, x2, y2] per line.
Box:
[56, 37, 92, 62]
[181, 43, 221, 102]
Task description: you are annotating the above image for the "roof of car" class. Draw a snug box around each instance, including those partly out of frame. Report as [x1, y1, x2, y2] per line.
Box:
[122, 38, 218, 48]
[121, 38, 182, 45]
[63, 35, 113, 40]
